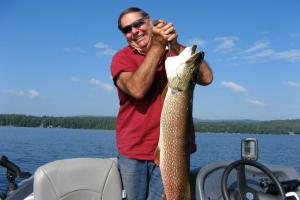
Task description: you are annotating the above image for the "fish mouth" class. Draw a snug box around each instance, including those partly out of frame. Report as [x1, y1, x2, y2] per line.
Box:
[186, 45, 205, 66]
[191, 45, 197, 54]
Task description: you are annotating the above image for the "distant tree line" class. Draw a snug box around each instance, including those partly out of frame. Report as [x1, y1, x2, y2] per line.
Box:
[194, 120, 300, 134]
[0, 114, 115, 130]
[0, 114, 299, 134]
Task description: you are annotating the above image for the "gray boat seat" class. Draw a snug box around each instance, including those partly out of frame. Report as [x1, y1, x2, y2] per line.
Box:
[33, 158, 122, 200]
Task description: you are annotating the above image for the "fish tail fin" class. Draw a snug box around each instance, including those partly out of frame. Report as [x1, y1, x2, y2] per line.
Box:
[154, 146, 160, 166]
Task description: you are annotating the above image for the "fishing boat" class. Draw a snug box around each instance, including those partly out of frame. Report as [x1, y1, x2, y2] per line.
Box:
[1, 138, 299, 200]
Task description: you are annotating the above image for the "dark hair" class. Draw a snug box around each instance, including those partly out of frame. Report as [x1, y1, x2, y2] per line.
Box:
[118, 7, 149, 32]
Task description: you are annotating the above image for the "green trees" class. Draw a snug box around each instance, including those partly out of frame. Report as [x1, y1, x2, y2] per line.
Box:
[0, 114, 115, 130]
[194, 120, 300, 134]
[0, 114, 299, 134]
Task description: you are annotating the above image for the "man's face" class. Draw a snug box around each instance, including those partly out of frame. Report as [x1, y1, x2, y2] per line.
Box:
[120, 12, 152, 52]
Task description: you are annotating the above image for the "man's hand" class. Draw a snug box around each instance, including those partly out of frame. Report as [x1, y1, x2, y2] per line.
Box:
[152, 19, 183, 54]
[151, 20, 177, 48]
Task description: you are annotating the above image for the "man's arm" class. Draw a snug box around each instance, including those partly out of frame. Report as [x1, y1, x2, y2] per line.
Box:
[197, 60, 213, 86]
[171, 43, 213, 86]
[116, 44, 165, 99]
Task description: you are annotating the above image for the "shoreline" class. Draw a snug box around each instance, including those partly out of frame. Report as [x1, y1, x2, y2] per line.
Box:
[1, 125, 299, 135]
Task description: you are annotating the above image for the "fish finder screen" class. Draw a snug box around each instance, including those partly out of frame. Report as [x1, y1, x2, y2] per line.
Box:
[242, 138, 258, 160]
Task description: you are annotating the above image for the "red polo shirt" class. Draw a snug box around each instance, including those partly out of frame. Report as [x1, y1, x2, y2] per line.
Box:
[110, 46, 196, 160]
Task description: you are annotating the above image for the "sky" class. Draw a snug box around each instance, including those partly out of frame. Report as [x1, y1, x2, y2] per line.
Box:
[0, 0, 299, 121]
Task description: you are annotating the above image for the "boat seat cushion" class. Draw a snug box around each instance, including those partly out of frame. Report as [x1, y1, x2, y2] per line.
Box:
[34, 158, 122, 200]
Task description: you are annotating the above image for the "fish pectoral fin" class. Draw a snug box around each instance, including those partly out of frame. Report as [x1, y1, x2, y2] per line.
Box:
[154, 146, 160, 166]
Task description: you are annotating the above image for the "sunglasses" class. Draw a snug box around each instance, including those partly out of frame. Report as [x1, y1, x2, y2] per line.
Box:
[121, 18, 147, 34]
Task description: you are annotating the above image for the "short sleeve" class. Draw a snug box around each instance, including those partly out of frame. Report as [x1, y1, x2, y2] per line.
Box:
[110, 49, 138, 85]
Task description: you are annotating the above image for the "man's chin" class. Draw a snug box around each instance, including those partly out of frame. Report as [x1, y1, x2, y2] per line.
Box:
[131, 42, 146, 50]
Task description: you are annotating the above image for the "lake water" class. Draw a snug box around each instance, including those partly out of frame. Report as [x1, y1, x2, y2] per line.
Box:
[0, 126, 300, 191]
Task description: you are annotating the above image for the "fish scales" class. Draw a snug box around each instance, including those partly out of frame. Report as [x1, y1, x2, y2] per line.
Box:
[160, 91, 192, 199]
[156, 45, 204, 200]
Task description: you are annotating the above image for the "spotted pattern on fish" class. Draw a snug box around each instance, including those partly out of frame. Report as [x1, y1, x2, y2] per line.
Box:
[156, 46, 204, 200]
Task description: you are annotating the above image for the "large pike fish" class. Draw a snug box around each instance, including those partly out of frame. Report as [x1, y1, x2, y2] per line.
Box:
[155, 45, 204, 200]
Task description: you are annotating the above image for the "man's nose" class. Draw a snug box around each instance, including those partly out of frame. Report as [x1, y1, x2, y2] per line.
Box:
[131, 27, 139, 34]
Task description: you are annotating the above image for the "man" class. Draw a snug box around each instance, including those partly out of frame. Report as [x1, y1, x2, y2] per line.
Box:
[110, 7, 213, 200]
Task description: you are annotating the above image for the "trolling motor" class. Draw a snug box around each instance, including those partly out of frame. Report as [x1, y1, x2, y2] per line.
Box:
[0, 155, 32, 199]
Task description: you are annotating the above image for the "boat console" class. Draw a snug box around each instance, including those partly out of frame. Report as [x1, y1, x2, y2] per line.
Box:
[195, 138, 300, 200]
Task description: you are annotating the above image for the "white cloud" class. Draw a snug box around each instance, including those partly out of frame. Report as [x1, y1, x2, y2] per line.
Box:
[274, 49, 300, 61]
[185, 38, 207, 47]
[94, 42, 109, 49]
[214, 36, 239, 53]
[247, 99, 266, 107]
[238, 41, 270, 54]
[229, 48, 275, 63]
[214, 34, 300, 63]
[245, 49, 274, 62]
[4, 90, 26, 96]
[96, 49, 116, 56]
[282, 81, 300, 88]
[233, 49, 300, 63]
[3, 89, 39, 98]
[90, 78, 113, 91]
[221, 81, 246, 92]
[63, 47, 86, 54]
[28, 90, 39, 98]
[94, 41, 116, 56]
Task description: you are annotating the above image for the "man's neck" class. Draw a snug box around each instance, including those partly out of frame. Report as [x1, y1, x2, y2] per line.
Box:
[129, 37, 152, 55]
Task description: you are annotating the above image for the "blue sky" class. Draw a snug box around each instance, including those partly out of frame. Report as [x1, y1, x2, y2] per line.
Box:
[0, 0, 299, 120]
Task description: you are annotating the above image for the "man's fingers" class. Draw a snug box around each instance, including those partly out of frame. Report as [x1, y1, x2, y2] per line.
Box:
[152, 19, 166, 28]
[152, 20, 178, 45]
[164, 26, 175, 35]
[167, 33, 177, 42]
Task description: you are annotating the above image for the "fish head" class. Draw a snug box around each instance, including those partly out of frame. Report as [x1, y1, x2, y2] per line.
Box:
[165, 45, 204, 91]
